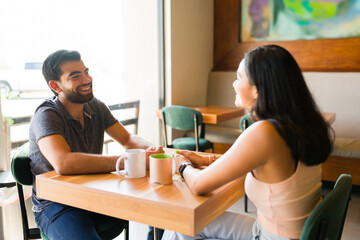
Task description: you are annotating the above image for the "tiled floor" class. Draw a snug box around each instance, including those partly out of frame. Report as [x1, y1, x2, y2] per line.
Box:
[116, 188, 360, 240]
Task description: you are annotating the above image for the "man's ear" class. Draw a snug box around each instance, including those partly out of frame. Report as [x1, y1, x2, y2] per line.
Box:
[49, 80, 62, 94]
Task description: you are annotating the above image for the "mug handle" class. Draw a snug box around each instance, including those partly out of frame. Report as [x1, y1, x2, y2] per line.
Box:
[172, 158, 176, 175]
[116, 155, 127, 176]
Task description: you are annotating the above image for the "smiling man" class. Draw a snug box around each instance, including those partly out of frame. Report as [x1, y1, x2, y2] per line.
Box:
[29, 50, 163, 239]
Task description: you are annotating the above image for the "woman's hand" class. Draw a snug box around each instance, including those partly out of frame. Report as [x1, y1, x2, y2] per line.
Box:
[175, 150, 207, 168]
[173, 153, 191, 173]
[145, 146, 164, 169]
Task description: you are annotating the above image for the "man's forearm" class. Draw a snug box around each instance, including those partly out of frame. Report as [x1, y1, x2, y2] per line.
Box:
[53, 152, 119, 175]
[124, 134, 154, 150]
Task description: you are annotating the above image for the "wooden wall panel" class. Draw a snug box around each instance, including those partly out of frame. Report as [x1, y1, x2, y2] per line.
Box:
[213, 0, 360, 72]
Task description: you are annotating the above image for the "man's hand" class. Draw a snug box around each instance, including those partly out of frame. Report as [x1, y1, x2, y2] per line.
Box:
[145, 146, 164, 169]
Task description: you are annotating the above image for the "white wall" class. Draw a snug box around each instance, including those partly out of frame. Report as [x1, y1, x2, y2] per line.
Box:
[169, 0, 214, 106]
[0, 98, 6, 171]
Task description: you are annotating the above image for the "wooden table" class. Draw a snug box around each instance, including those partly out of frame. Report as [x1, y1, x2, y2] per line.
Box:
[36, 150, 245, 239]
[189, 106, 245, 124]
[157, 105, 245, 125]
[158, 107, 333, 126]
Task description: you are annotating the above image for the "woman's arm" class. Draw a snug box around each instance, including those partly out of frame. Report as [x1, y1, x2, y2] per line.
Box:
[179, 121, 275, 195]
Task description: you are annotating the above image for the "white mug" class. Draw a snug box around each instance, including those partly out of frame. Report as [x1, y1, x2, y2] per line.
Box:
[116, 149, 146, 178]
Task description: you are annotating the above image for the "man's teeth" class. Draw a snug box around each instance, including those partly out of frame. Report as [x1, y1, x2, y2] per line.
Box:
[80, 86, 90, 90]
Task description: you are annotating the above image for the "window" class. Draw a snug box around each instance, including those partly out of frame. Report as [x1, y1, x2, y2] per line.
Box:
[0, 0, 162, 160]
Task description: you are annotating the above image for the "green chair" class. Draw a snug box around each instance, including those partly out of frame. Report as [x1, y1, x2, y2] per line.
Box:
[11, 142, 49, 240]
[161, 105, 213, 152]
[300, 174, 352, 240]
[11, 142, 129, 240]
[240, 113, 254, 132]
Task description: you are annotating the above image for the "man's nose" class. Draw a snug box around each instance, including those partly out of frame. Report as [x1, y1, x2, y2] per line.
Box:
[82, 74, 92, 83]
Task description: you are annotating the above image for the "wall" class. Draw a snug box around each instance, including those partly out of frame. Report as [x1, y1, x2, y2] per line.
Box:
[169, 1, 360, 141]
[207, 71, 360, 139]
[0, 98, 6, 171]
[304, 72, 360, 138]
[169, 0, 214, 106]
[122, 0, 162, 145]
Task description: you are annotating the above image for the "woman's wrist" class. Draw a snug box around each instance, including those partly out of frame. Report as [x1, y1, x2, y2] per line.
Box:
[207, 155, 215, 166]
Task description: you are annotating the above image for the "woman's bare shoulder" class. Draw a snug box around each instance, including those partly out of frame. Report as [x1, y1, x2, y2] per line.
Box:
[246, 120, 279, 139]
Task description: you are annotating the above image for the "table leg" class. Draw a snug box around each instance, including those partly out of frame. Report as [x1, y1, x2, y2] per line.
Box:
[154, 227, 161, 240]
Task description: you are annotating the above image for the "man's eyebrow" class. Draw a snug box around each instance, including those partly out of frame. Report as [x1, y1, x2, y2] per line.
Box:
[68, 71, 81, 77]
[68, 68, 89, 77]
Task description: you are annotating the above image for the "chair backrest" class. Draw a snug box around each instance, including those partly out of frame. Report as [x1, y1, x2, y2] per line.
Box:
[104, 100, 140, 154]
[11, 141, 32, 186]
[300, 174, 352, 240]
[11, 142, 46, 240]
[162, 105, 202, 131]
[161, 106, 203, 147]
[107, 100, 140, 134]
[239, 113, 254, 132]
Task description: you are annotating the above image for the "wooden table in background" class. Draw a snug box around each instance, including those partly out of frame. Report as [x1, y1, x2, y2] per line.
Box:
[158, 107, 333, 126]
[157, 105, 245, 125]
[36, 150, 245, 239]
[189, 106, 245, 124]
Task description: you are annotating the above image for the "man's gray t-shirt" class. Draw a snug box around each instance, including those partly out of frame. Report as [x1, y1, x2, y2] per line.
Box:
[29, 96, 117, 212]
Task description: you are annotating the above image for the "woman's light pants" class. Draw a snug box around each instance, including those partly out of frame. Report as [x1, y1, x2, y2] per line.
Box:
[162, 211, 292, 240]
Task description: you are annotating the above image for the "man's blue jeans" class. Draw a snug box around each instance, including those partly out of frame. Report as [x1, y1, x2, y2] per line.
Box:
[34, 202, 126, 240]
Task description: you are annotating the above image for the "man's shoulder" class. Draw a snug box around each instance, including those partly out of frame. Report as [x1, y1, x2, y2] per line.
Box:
[32, 96, 67, 123]
[35, 96, 60, 113]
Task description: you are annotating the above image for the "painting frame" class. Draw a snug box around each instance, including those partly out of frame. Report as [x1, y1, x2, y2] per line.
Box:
[213, 0, 360, 72]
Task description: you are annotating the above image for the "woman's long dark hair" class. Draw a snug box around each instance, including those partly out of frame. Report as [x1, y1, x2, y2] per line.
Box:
[245, 45, 333, 166]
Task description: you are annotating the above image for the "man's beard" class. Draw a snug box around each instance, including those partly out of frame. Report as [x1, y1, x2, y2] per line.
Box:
[63, 84, 94, 104]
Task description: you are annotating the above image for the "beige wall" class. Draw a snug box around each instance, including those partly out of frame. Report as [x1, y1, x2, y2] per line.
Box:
[207, 71, 360, 138]
[304, 72, 360, 138]
[169, 0, 214, 106]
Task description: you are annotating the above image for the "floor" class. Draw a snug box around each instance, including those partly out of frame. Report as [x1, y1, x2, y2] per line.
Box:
[115, 187, 360, 240]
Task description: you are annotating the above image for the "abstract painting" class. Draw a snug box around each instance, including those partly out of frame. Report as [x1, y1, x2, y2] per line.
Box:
[241, 0, 360, 42]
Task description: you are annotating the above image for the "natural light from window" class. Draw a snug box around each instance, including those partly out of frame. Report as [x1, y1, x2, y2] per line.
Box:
[0, 0, 161, 159]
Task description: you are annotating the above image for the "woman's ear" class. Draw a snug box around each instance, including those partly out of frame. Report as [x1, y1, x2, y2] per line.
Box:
[252, 87, 258, 100]
[49, 80, 62, 94]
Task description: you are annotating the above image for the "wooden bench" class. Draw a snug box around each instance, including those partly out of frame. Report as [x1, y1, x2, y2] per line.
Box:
[322, 137, 360, 186]
[202, 125, 240, 154]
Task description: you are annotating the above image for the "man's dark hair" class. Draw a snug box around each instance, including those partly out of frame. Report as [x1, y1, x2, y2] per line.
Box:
[42, 50, 81, 95]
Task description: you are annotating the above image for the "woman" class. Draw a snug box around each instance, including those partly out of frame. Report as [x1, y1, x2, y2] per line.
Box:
[162, 45, 333, 240]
